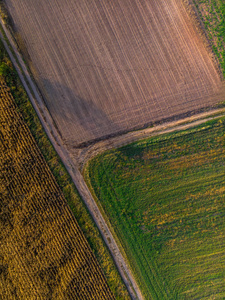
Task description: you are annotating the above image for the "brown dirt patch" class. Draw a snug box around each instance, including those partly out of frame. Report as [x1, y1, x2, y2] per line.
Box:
[5, 0, 224, 146]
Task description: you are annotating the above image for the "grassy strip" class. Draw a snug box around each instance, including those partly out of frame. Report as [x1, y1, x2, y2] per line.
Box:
[193, 0, 225, 77]
[85, 117, 225, 299]
[0, 36, 130, 299]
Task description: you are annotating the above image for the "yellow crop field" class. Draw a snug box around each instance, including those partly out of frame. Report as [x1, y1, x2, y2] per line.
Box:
[0, 78, 115, 299]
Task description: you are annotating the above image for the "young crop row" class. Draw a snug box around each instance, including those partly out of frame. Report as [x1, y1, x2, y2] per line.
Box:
[0, 78, 115, 299]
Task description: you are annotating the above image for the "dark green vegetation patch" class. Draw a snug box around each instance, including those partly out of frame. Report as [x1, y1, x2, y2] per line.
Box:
[85, 118, 225, 299]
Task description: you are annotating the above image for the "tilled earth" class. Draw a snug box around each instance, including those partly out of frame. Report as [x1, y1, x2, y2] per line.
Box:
[5, 0, 223, 146]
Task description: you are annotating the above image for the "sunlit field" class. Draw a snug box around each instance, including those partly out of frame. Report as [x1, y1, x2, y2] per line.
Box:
[85, 117, 225, 299]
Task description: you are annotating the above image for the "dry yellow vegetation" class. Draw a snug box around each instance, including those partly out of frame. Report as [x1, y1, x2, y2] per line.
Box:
[0, 78, 115, 299]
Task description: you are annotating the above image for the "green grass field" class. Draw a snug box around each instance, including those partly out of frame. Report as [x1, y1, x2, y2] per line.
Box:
[85, 117, 225, 299]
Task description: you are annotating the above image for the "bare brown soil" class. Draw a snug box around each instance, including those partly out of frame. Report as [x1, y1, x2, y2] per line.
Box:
[4, 0, 224, 146]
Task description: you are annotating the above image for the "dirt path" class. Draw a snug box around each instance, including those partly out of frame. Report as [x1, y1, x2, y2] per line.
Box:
[0, 19, 144, 300]
[75, 107, 225, 170]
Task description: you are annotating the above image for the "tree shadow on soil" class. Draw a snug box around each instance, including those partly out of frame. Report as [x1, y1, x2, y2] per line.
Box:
[37, 77, 120, 147]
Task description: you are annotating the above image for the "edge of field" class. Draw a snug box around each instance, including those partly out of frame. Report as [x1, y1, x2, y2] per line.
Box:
[83, 163, 152, 298]
[83, 113, 225, 299]
[0, 12, 130, 300]
[182, 0, 224, 79]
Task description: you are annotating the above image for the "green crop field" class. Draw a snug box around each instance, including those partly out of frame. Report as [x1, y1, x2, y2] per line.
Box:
[85, 117, 225, 299]
[193, 0, 225, 76]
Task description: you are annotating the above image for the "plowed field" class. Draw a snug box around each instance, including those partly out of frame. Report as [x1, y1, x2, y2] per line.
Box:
[4, 0, 223, 146]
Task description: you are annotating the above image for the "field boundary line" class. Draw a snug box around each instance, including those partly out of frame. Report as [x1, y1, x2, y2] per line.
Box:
[0, 17, 143, 300]
[77, 107, 225, 170]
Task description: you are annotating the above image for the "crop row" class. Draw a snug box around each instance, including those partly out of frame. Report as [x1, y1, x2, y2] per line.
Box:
[85, 114, 225, 299]
[0, 78, 115, 299]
